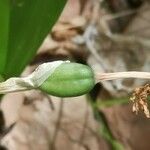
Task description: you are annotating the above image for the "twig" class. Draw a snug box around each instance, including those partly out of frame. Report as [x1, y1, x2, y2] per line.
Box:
[50, 99, 64, 150]
[76, 102, 89, 150]
[100, 9, 137, 35]
[96, 71, 150, 82]
[83, 24, 107, 70]
[99, 6, 150, 48]
[105, 33, 150, 48]
[41, 92, 55, 110]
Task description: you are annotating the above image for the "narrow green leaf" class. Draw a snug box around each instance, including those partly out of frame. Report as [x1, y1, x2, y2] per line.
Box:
[4, 0, 66, 78]
[0, 0, 9, 74]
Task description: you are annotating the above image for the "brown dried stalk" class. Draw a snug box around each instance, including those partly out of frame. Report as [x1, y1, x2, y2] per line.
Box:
[96, 71, 150, 81]
[96, 71, 150, 118]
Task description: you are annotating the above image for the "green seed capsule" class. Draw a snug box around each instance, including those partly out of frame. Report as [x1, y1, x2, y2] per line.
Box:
[39, 62, 95, 97]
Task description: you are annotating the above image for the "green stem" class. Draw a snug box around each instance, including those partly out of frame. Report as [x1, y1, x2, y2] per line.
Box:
[87, 95, 124, 150]
[96, 98, 128, 109]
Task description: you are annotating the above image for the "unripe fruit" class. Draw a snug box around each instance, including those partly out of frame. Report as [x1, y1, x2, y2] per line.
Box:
[39, 62, 95, 97]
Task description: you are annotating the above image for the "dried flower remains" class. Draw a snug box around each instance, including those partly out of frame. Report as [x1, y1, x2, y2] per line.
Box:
[130, 84, 150, 118]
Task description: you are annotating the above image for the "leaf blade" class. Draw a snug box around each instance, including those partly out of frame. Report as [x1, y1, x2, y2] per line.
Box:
[4, 0, 66, 78]
[0, 0, 9, 74]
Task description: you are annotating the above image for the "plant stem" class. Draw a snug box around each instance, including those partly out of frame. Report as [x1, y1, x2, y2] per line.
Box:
[87, 96, 124, 150]
[96, 71, 150, 82]
[96, 98, 128, 109]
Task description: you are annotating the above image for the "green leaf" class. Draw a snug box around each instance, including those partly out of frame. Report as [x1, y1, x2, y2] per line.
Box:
[2, 0, 66, 78]
[0, 0, 9, 74]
